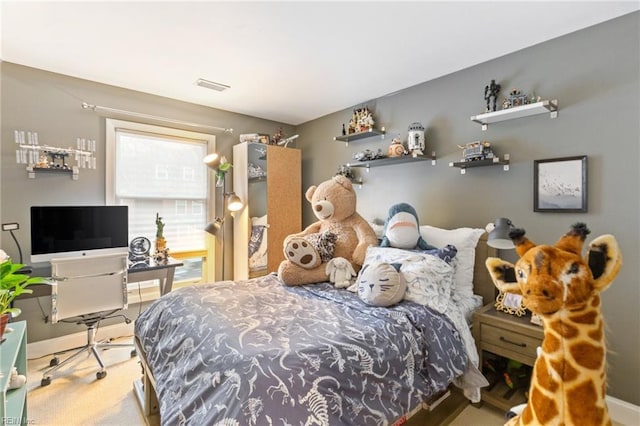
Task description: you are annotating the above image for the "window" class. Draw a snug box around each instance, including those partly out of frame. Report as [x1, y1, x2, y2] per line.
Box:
[106, 119, 215, 289]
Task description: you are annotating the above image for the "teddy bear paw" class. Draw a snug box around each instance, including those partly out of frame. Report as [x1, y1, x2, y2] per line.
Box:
[284, 237, 321, 269]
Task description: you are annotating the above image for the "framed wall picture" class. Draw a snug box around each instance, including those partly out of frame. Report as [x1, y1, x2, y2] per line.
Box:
[534, 155, 587, 212]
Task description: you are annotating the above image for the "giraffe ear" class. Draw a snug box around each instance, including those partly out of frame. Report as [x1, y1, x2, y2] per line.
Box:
[485, 257, 521, 295]
[587, 234, 622, 292]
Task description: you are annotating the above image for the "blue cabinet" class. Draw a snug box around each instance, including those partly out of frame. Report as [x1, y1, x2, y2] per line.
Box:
[0, 321, 27, 425]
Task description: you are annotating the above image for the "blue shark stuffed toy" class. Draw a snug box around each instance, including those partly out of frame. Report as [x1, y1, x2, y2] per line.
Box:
[380, 203, 434, 250]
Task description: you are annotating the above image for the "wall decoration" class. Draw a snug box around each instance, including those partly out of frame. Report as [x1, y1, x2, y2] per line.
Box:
[534, 155, 587, 212]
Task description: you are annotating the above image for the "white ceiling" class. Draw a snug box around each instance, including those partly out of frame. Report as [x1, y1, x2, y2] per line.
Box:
[1, 2, 638, 125]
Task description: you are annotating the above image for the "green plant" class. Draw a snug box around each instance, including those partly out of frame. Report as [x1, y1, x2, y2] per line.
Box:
[0, 256, 46, 318]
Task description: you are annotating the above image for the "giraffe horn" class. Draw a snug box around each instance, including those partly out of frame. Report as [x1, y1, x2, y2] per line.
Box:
[555, 222, 591, 254]
[509, 228, 536, 257]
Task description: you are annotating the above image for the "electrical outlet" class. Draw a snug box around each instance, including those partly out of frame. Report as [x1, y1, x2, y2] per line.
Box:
[1, 223, 19, 231]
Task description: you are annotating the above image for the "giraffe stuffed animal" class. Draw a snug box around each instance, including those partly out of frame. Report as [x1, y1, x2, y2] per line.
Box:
[485, 223, 622, 426]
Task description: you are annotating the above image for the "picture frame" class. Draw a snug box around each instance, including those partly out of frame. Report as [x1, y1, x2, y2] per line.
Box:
[534, 155, 587, 212]
[495, 292, 527, 317]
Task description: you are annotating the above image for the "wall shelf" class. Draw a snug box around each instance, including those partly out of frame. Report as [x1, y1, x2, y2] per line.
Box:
[26, 166, 78, 180]
[334, 127, 385, 146]
[348, 152, 436, 170]
[471, 100, 558, 131]
[449, 155, 510, 174]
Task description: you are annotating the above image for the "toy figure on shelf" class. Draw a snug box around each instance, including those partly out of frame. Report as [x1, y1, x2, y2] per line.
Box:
[388, 136, 406, 158]
[484, 79, 501, 112]
[407, 122, 425, 157]
[35, 155, 49, 169]
[155, 213, 167, 255]
[353, 148, 384, 162]
[458, 141, 494, 161]
[503, 89, 530, 109]
[336, 164, 356, 181]
[271, 127, 283, 145]
[347, 106, 376, 134]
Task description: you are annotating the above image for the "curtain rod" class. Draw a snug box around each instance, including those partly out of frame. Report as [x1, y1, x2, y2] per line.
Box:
[81, 102, 233, 134]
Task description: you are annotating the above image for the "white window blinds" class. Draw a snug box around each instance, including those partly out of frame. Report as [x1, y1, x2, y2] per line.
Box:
[106, 120, 214, 253]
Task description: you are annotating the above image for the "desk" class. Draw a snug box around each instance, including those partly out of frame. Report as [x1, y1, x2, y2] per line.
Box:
[127, 257, 183, 296]
[23, 257, 184, 299]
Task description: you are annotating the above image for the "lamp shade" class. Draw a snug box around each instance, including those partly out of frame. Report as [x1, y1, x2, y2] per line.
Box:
[203, 152, 220, 169]
[487, 217, 515, 249]
[226, 193, 243, 212]
[204, 218, 223, 236]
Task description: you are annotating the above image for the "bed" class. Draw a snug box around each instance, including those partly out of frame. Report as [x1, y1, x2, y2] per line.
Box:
[133, 230, 497, 426]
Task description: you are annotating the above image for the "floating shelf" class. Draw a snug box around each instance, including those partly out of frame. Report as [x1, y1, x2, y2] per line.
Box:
[334, 127, 385, 146]
[348, 152, 436, 170]
[449, 155, 510, 175]
[26, 166, 78, 180]
[471, 100, 558, 131]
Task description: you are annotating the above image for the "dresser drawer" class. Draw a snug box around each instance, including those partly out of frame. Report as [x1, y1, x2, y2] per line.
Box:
[481, 323, 540, 361]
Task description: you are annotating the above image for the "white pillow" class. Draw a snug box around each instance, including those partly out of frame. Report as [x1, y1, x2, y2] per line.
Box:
[364, 246, 454, 313]
[419, 226, 485, 300]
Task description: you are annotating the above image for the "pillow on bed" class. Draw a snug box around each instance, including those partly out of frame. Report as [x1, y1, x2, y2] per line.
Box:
[419, 226, 485, 300]
[356, 261, 406, 307]
[364, 246, 454, 313]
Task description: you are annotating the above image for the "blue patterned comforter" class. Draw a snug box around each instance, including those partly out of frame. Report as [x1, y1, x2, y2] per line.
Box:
[134, 274, 468, 425]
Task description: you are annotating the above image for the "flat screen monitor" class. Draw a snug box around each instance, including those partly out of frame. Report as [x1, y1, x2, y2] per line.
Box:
[30, 205, 128, 263]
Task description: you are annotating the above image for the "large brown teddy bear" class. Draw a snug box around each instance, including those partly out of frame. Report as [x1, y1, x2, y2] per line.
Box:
[278, 175, 377, 286]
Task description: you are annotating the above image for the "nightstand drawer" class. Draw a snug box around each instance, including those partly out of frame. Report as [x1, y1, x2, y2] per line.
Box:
[481, 323, 539, 360]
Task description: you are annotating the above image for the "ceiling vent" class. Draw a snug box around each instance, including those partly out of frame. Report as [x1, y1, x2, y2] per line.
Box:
[196, 78, 230, 92]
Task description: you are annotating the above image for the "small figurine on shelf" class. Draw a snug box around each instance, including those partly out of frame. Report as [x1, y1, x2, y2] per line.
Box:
[458, 141, 494, 161]
[358, 106, 375, 132]
[271, 127, 283, 145]
[353, 148, 384, 162]
[336, 164, 356, 181]
[347, 106, 376, 134]
[407, 122, 425, 157]
[388, 136, 406, 158]
[155, 213, 167, 254]
[484, 79, 501, 112]
[341, 124, 347, 136]
[35, 155, 49, 169]
[503, 88, 530, 109]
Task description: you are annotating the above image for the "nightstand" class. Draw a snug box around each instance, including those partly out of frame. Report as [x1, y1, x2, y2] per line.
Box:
[472, 304, 544, 411]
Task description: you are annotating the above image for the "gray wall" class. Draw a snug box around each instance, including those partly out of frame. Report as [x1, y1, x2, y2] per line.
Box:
[0, 63, 295, 341]
[1, 12, 638, 405]
[295, 13, 639, 405]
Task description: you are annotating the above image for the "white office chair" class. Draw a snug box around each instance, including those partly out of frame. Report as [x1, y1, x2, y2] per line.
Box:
[41, 252, 135, 386]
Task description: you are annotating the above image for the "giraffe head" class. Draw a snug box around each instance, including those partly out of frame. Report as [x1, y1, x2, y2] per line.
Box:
[486, 223, 622, 317]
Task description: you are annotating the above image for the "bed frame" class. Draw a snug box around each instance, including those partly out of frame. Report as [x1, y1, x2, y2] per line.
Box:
[133, 234, 497, 426]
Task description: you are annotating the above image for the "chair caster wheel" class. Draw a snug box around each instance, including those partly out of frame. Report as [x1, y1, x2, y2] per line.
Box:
[96, 370, 107, 380]
[49, 357, 59, 367]
[41, 377, 52, 387]
[130, 349, 137, 357]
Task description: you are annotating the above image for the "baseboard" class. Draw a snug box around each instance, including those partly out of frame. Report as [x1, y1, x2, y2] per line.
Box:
[608, 395, 640, 425]
[27, 322, 135, 360]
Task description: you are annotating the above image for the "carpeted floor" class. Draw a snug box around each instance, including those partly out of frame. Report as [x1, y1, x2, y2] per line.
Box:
[24, 337, 509, 426]
[27, 337, 145, 426]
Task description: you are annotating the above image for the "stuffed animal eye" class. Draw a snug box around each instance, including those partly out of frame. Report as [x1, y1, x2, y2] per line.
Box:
[517, 269, 526, 279]
[568, 262, 580, 274]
